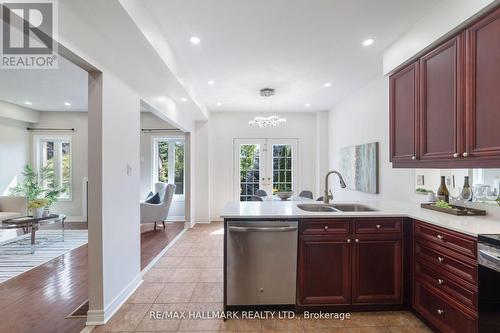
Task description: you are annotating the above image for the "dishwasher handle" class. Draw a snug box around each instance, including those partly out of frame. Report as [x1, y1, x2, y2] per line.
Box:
[228, 225, 297, 233]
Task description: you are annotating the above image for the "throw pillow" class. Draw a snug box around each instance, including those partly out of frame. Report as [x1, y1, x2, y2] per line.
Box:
[145, 192, 160, 204]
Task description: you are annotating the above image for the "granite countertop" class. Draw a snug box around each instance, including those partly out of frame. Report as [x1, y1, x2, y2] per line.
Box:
[220, 200, 500, 237]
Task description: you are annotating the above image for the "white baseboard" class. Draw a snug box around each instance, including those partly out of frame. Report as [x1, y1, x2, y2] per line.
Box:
[65, 216, 86, 223]
[86, 273, 143, 326]
[166, 215, 185, 221]
[195, 217, 211, 223]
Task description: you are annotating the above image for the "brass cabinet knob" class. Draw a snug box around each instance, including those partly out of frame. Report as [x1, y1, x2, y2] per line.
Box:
[347, 239, 351, 243]
[453, 153, 459, 158]
[376, 224, 381, 230]
[355, 239, 359, 243]
[463, 152, 469, 157]
[436, 234, 444, 240]
[437, 279, 445, 285]
[437, 256, 445, 263]
[411, 156, 416, 160]
[437, 309, 445, 315]
[324, 226, 329, 231]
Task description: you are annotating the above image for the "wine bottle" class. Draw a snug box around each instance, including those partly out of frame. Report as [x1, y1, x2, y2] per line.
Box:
[461, 176, 472, 201]
[437, 176, 450, 203]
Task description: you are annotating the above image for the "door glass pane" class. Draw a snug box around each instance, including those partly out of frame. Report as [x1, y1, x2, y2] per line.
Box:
[174, 140, 184, 195]
[157, 141, 169, 183]
[272, 144, 292, 192]
[240, 144, 260, 201]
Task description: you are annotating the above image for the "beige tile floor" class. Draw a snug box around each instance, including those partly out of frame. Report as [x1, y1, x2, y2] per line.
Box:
[92, 222, 432, 333]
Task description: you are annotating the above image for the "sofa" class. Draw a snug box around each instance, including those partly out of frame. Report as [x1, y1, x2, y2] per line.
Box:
[0, 196, 28, 221]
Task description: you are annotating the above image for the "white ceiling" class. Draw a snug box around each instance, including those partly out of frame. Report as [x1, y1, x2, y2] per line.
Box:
[144, 0, 440, 112]
[0, 55, 88, 111]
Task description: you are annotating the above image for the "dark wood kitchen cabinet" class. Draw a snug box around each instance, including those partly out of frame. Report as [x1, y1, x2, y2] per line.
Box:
[465, 7, 500, 160]
[352, 235, 403, 304]
[390, 6, 500, 168]
[298, 235, 351, 305]
[298, 218, 403, 307]
[419, 35, 464, 161]
[390, 61, 419, 163]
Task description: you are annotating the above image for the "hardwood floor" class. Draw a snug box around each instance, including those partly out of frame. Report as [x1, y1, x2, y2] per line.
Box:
[140, 222, 185, 270]
[0, 221, 184, 333]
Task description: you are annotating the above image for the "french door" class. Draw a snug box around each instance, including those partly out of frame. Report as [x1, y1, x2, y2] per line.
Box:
[233, 138, 298, 201]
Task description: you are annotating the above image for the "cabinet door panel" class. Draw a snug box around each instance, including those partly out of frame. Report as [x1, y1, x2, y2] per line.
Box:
[298, 236, 351, 305]
[419, 35, 464, 160]
[390, 61, 419, 162]
[466, 7, 500, 158]
[352, 237, 403, 304]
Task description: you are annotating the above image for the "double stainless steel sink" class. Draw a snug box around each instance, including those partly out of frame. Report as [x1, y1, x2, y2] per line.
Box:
[296, 203, 377, 212]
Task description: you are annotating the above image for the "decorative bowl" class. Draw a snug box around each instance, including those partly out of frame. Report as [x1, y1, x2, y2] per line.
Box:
[275, 191, 294, 201]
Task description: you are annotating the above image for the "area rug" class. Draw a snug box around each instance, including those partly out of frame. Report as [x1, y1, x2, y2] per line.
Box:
[0, 230, 88, 283]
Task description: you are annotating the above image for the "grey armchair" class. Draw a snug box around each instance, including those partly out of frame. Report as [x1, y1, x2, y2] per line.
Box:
[140, 183, 176, 230]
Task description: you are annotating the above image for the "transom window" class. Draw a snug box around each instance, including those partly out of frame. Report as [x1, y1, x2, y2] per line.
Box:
[34, 135, 72, 200]
[152, 137, 185, 195]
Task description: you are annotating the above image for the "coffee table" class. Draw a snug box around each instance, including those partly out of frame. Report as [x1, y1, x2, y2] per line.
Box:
[1, 214, 66, 253]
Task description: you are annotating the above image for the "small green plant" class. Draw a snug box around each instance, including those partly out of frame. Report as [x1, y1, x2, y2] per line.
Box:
[416, 188, 431, 193]
[435, 200, 452, 209]
[10, 165, 65, 207]
[496, 195, 500, 207]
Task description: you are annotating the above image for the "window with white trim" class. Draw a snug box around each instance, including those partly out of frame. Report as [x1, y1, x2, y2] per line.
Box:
[152, 137, 185, 196]
[34, 135, 72, 200]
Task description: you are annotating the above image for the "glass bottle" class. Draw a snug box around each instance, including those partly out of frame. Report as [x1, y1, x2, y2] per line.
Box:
[437, 176, 450, 203]
[461, 176, 472, 201]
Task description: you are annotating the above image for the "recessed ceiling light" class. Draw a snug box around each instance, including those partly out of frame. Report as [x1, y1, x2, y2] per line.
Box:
[216, 102, 222, 106]
[323, 82, 332, 88]
[24, 101, 32, 105]
[180, 98, 187, 102]
[189, 36, 201, 44]
[64, 102, 71, 106]
[362, 38, 374, 46]
[305, 103, 311, 108]
[207, 80, 215, 85]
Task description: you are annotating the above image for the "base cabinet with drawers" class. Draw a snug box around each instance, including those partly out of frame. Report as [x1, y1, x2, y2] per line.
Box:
[298, 218, 404, 307]
[413, 220, 478, 333]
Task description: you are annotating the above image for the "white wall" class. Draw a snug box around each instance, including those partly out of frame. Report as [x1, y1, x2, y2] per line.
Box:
[30, 112, 88, 220]
[0, 117, 30, 196]
[194, 121, 210, 223]
[328, 75, 421, 203]
[383, 0, 498, 74]
[140, 112, 185, 220]
[204, 112, 325, 221]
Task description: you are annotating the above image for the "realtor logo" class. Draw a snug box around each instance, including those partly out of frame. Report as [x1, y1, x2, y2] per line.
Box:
[1, 0, 58, 69]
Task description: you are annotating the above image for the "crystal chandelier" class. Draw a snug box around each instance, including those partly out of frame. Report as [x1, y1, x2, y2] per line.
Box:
[249, 88, 286, 127]
[249, 115, 287, 128]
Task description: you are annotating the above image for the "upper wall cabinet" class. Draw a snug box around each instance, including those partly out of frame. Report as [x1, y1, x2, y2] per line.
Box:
[465, 7, 500, 160]
[390, 6, 500, 168]
[419, 35, 464, 161]
[390, 61, 418, 163]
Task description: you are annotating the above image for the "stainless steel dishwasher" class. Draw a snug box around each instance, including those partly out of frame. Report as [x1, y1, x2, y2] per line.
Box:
[226, 221, 298, 306]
